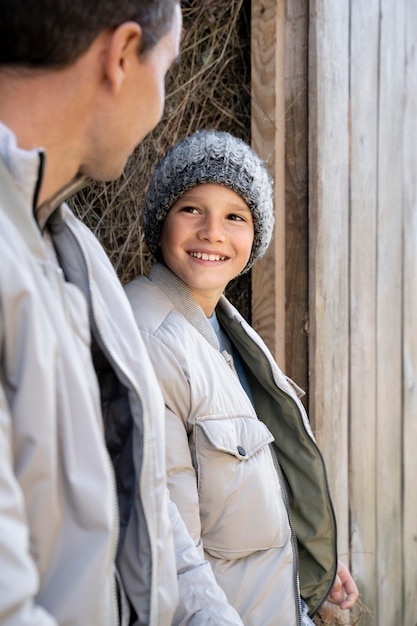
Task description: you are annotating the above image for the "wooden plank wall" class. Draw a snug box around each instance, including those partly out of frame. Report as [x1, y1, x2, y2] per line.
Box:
[284, 1, 309, 396]
[251, 0, 286, 368]
[403, 1, 417, 623]
[252, 0, 417, 624]
[308, 3, 351, 584]
[375, 2, 404, 623]
[348, 2, 379, 622]
[251, 0, 310, 395]
[308, 1, 417, 624]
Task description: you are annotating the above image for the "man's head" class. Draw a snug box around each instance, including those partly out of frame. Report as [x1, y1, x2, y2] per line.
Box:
[0, 0, 179, 69]
[78, 4, 182, 182]
[0, 0, 182, 205]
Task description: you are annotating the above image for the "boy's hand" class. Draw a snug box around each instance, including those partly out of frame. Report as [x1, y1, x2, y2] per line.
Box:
[327, 560, 359, 610]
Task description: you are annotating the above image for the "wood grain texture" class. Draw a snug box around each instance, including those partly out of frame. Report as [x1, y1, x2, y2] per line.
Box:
[402, 0, 417, 623]
[284, 0, 309, 397]
[348, 2, 379, 622]
[251, 0, 286, 367]
[308, 0, 350, 558]
[376, 2, 405, 623]
[252, 2, 416, 622]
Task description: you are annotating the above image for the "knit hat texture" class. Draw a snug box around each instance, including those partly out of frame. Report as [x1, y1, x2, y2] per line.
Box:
[142, 129, 274, 273]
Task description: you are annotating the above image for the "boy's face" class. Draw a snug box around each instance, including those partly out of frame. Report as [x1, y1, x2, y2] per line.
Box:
[159, 183, 254, 316]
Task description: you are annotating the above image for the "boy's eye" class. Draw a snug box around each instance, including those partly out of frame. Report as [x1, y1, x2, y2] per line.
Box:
[181, 206, 199, 214]
[228, 213, 245, 221]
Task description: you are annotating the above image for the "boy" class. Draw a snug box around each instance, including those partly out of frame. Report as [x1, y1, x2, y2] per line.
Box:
[126, 129, 358, 624]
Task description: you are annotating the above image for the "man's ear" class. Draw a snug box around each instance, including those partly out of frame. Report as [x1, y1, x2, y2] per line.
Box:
[105, 21, 142, 93]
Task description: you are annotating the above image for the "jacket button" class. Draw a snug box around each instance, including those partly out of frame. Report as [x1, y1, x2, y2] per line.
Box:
[237, 446, 246, 456]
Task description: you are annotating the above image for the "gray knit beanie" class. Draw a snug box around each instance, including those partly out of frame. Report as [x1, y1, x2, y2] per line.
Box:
[142, 129, 274, 273]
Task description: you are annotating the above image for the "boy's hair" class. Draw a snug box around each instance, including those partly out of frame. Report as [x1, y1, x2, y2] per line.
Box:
[142, 129, 275, 273]
[0, 0, 178, 68]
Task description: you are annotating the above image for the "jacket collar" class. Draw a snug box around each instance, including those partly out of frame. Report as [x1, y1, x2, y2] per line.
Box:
[148, 263, 221, 350]
[0, 121, 42, 211]
[36, 173, 89, 230]
[0, 121, 90, 231]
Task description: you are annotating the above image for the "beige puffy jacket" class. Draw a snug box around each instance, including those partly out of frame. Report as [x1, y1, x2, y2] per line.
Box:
[126, 263, 338, 625]
[0, 124, 243, 626]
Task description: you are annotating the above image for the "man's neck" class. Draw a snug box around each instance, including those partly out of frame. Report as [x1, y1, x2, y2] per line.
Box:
[0, 64, 95, 215]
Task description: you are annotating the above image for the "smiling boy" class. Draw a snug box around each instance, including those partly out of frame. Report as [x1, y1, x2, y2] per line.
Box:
[126, 129, 358, 625]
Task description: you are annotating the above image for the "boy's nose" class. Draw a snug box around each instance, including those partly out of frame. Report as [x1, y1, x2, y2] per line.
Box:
[197, 216, 226, 242]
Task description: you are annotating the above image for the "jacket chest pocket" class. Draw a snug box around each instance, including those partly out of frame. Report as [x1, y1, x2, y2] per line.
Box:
[194, 416, 291, 559]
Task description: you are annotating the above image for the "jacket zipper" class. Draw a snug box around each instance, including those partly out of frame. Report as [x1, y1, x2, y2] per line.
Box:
[220, 341, 303, 621]
[73, 228, 121, 625]
[33, 158, 122, 622]
[65, 221, 157, 626]
[269, 444, 303, 625]
[237, 321, 338, 617]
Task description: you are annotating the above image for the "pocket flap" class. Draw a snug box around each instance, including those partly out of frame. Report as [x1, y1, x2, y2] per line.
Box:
[198, 417, 274, 460]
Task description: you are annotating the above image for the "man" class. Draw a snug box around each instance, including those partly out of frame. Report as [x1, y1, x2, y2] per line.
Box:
[0, 2, 243, 624]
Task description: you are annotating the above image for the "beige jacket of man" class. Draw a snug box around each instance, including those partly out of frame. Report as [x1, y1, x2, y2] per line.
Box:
[126, 263, 338, 626]
[0, 123, 243, 626]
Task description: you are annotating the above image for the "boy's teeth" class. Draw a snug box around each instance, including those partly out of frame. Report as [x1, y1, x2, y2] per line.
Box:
[191, 252, 226, 261]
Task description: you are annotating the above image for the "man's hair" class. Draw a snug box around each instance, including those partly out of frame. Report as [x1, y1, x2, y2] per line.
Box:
[0, 0, 178, 68]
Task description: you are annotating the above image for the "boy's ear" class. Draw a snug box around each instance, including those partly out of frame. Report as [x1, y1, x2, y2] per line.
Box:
[104, 21, 142, 93]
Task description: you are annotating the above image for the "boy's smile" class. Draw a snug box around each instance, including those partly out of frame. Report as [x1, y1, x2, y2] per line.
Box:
[158, 183, 254, 316]
[189, 251, 227, 261]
